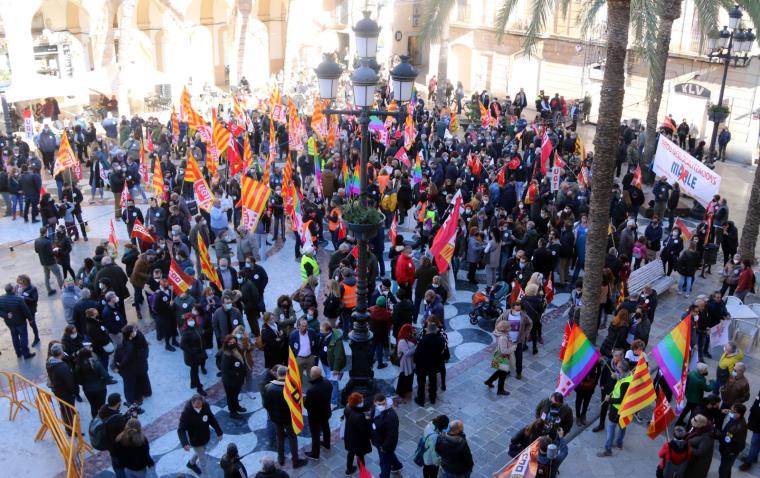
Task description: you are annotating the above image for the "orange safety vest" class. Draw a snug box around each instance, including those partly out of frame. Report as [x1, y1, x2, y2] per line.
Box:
[417, 201, 427, 222]
[303, 219, 317, 244]
[328, 207, 342, 232]
[341, 283, 357, 309]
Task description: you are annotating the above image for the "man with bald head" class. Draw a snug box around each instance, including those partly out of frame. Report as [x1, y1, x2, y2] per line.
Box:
[303, 366, 333, 461]
[719, 362, 750, 429]
[435, 419, 474, 477]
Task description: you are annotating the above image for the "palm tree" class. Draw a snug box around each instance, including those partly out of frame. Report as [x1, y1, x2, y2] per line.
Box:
[419, 0, 455, 107]
[738, 163, 760, 262]
[418, 0, 638, 342]
[232, 0, 254, 87]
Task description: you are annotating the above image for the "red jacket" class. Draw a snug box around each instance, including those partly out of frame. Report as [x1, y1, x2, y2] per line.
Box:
[395, 253, 416, 286]
[736, 267, 755, 293]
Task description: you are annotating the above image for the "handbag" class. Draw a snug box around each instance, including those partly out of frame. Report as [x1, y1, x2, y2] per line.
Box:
[491, 350, 510, 372]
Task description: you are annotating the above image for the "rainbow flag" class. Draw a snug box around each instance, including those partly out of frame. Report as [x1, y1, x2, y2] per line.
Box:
[651, 315, 692, 405]
[413, 151, 423, 185]
[350, 168, 360, 196]
[555, 324, 600, 396]
[618, 355, 656, 428]
[315, 154, 322, 185]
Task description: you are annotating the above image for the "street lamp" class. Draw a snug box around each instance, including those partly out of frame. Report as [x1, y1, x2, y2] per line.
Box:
[706, 4, 756, 159]
[315, 13, 417, 404]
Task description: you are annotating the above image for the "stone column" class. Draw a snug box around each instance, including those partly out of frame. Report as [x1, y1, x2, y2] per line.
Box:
[0, 0, 42, 85]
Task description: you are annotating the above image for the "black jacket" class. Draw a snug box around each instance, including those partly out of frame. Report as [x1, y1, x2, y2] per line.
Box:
[371, 406, 399, 452]
[748, 392, 760, 433]
[435, 432, 475, 475]
[303, 377, 332, 422]
[73, 357, 109, 393]
[601, 324, 630, 358]
[535, 399, 574, 435]
[47, 358, 77, 398]
[720, 416, 748, 456]
[414, 333, 446, 374]
[0, 292, 33, 327]
[34, 236, 56, 266]
[97, 405, 129, 453]
[343, 406, 372, 455]
[177, 401, 222, 447]
[220, 351, 247, 387]
[180, 327, 206, 366]
[262, 380, 291, 426]
[95, 264, 131, 300]
[114, 332, 149, 377]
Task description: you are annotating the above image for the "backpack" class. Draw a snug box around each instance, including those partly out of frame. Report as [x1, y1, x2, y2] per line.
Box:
[323, 293, 341, 318]
[89, 413, 118, 451]
[413, 432, 436, 466]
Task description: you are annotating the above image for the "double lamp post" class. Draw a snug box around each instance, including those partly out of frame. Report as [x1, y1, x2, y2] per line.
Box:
[314, 11, 417, 400]
[705, 4, 756, 158]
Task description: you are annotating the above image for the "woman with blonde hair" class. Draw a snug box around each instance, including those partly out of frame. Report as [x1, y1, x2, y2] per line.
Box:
[232, 324, 254, 392]
[113, 418, 154, 476]
[322, 279, 342, 329]
[522, 282, 546, 354]
[485, 319, 517, 396]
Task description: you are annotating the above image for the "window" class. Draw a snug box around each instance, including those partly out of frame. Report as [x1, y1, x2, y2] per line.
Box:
[456, 0, 470, 23]
[412, 4, 421, 28]
[408, 36, 422, 65]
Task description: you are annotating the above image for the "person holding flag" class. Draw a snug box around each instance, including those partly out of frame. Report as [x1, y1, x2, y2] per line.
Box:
[597, 358, 632, 457]
[263, 364, 307, 468]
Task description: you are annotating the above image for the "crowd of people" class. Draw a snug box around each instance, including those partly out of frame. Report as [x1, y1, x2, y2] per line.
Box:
[0, 76, 756, 478]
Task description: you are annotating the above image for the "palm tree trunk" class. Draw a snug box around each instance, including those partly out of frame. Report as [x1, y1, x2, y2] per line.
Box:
[738, 164, 760, 262]
[435, 22, 450, 107]
[236, 0, 253, 86]
[579, 0, 631, 344]
[642, 0, 682, 173]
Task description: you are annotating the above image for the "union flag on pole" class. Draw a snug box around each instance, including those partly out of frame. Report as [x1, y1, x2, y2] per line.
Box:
[53, 130, 78, 176]
[227, 136, 243, 177]
[197, 236, 222, 290]
[108, 219, 119, 252]
[540, 131, 553, 176]
[647, 387, 676, 439]
[388, 212, 398, 246]
[168, 258, 194, 295]
[120, 181, 132, 209]
[429, 195, 462, 273]
[138, 141, 150, 184]
[130, 218, 154, 244]
[283, 347, 304, 434]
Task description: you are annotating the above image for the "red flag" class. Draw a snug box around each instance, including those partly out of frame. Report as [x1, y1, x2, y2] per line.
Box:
[554, 154, 567, 170]
[168, 258, 194, 295]
[633, 165, 642, 189]
[146, 134, 155, 153]
[108, 219, 118, 252]
[130, 218, 155, 244]
[429, 195, 462, 273]
[509, 280, 523, 306]
[394, 147, 410, 167]
[496, 166, 506, 187]
[674, 217, 693, 240]
[559, 321, 572, 360]
[337, 221, 347, 241]
[120, 181, 131, 209]
[350, 245, 359, 260]
[647, 387, 676, 439]
[544, 276, 554, 304]
[467, 153, 482, 177]
[507, 156, 521, 170]
[358, 460, 374, 478]
[227, 136, 243, 176]
[388, 212, 398, 246]
[540, 131, 553, 176]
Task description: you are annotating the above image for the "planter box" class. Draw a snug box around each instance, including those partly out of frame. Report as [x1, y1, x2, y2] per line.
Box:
[346, 220, 382, 241]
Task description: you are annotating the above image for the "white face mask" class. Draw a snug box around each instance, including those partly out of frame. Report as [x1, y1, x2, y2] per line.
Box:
[375, 403, 387, 413]
[187, 320, 196, 328]
[70, 333, 78, 339]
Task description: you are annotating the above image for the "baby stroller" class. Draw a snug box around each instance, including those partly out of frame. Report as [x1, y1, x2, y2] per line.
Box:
[469, 281, 509, 325]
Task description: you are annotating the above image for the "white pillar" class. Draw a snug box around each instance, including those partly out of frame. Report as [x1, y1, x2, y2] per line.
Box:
[0, 0, 42, 85]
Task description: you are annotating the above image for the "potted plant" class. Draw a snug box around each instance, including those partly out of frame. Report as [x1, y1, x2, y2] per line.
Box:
[341, 199, 384, 240]
[707, 103, 730, 123]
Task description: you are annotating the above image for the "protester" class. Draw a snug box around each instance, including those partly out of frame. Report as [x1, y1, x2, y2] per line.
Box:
[177, 394, 223, 475]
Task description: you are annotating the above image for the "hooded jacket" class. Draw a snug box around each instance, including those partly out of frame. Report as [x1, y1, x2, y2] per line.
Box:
[435, 432, 474, 475]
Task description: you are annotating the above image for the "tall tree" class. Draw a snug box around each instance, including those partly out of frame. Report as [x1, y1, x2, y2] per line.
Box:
[419, 0, 455, 107]
[738, 163, 760, 262]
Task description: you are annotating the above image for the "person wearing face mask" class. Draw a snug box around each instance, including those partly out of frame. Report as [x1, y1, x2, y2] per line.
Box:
[343, 391, 372, 475]
[717, 342, 744, 392]
[593, 350, 623, 433]
[721, 254, 744, 297]
[719, 403, 748, 478]
[113, 324, 150, 413]
[73, 347, 110, 419]
[370, 393, 403, 477]
[108, 162, 126, 220]
[677, 362, 716, 426]
[215, 257, 239, 293]
[660, 228, 684, 276]
[177, 394, 223, 475]
[145, 197, 168, 239]
[719, 362, 750, 430]
[220, 334, 248, 419]
[684, 414, 715, 478]
[152, 278, 178, 351]
[212, 291, 244, 349]
[597, 359, 631, 457]
[180, 313, 208, 395]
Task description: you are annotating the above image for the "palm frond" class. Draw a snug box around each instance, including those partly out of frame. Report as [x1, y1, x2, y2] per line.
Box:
[418, 0, 457, 44]
[522, 0, 557, 56]
[578, 0, 607, 39]
[693, 0, 719, 35]
[494, 0, 521, 39]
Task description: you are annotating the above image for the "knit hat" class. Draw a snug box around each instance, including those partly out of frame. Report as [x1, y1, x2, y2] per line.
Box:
[376, 296, 387, 307]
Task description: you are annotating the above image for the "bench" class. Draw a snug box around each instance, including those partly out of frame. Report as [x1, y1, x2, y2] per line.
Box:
[627, 258, 676, 296]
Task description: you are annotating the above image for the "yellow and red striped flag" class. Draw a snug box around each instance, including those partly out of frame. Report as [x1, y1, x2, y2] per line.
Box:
[152, 159, 164, 198]
[312, 97, 327, 138]
[618, 355, 656, 428]
[283, 347, 304, 434]
[243, 132, 254, 172]
[184, 151, 203, 183]
[262, 152, 272, 185]
[240, 175, 271, 212]
[212, 108, 230, 154]
[197, 235, 221, 290]
[186, 152, 215, 211]
[170, 106, 180, 144]
[139, 140, 150, 184]
[54, 130, 78, 176]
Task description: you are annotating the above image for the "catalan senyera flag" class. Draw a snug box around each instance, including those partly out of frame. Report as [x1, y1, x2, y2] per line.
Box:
[197, 236, 221, 290]
[181, 86, 207, 132]
[576, 134, 586, 163]
[152, 159, 164, 198]
[404, 107, 415, 150]
[262, 152, 272, 185]
[212, 108, 230, 155]
[170, 106, 180, 145]
[312, 97, 327, 138]
[618, 355, 657, 428]
[429, 195, 462, 273]
[54, 130, 78, 176]
[184, 151, 203, 182]
[555, 323, 600, 397]
[284, 347, 304, 434]
[130, 218, 154, 244]
[168, 258, 194, 295]
[240, 176, 271, 211]
[108, 219, 119, 252]
[243, 132, 254, 172]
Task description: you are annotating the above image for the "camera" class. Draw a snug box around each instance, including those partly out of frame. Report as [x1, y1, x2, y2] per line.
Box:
[125, 403, 141, 418]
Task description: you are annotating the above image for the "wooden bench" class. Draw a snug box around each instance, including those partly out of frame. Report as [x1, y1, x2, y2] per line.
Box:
[627, 258, 676, 296]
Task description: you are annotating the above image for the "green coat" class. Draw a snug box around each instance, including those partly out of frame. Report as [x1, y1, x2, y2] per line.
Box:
[326, 329, 346, 371]
[685, 370, 714, 404]
[172, 294, 196, 325]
